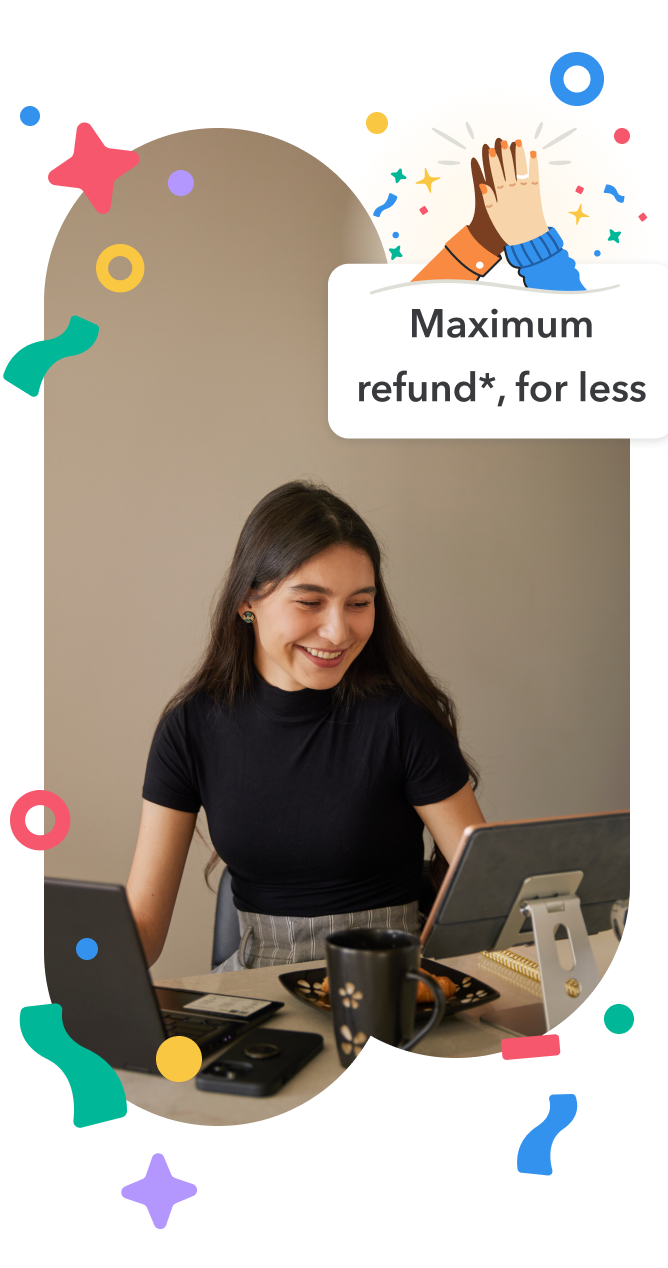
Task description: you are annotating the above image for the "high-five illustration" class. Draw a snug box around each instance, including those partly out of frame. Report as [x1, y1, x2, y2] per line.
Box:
[413, 135, 584, 291]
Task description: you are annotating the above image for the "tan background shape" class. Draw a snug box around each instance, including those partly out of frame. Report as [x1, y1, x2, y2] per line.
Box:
[44, 129, 629, 980]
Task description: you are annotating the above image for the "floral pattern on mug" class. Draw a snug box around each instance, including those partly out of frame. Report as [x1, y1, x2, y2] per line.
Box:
[340, 1025, 367, 1056]
[339, 982, 364, 1009]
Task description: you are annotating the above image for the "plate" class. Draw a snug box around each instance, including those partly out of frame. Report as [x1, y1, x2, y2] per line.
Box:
[278, 958, 500, 1020]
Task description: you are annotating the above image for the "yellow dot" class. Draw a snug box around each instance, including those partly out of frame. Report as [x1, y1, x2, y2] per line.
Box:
[366, 112, 388, 134]
[156, 1036, 202, 1082]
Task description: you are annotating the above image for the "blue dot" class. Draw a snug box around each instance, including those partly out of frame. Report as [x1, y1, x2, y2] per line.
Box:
[20, 106, 40, 127]
[76, 938, 98, 960]
[392, 231, 399, 238]
[594, 250, 601, 257]
[549, 53, 604, 107]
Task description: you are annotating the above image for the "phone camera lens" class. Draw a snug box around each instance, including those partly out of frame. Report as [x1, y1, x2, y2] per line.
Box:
[243, 1042, 280, 1060]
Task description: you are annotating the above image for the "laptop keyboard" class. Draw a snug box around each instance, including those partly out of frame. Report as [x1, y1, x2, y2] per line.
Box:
[162, 1011, 242, 1058]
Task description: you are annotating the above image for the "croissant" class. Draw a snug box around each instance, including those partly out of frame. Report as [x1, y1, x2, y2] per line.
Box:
[320, 969, 457, 1002]
[415, 970, 457, 1003]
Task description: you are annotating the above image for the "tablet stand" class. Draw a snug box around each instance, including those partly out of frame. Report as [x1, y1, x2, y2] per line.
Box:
[485, 871, 600, 1032]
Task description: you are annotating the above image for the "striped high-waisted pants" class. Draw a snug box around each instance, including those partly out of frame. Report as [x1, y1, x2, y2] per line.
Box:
[213, 902, 421, 972]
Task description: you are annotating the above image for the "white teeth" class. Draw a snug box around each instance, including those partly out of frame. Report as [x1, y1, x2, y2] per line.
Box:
[305, 647, 342, 660]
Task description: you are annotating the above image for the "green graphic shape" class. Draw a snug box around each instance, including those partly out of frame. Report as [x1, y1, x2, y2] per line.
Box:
[20, 1004, 126, 1262]
[595, 1004, 668, 1181]
[4, 316, 99, 397]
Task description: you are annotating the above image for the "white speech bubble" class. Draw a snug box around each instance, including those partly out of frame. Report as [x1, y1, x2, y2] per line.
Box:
[328, 262, 667, 439]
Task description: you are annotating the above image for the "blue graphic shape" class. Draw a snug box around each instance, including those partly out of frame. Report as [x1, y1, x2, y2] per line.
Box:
[603, 183, 625, 203]
[517, 1094, 578, 1175]
[337, 1060, 385, 1120]
[628, 907, 668, 948]
[373, 192, 397, 218]
[20, 106, 40, 126]
[392, 231, 399, 238]
[552, 52, 664, 142]
[594, 250, 601, 257]
[76, 938, 98, 960]
[529, 1054, 578, 1085]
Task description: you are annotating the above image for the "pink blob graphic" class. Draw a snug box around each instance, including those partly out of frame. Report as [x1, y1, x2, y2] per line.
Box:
[419, 205, 428, 215]
[31, 122, 367, 253]
[575, 185, 584, 194]
[614, 128, 630, 145]
[639, 212, 647, 222]
[502, 1034, 561, 1060]
[10, 790, 71, 851]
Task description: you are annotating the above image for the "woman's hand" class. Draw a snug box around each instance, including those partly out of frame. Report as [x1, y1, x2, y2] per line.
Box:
[469, 135, 507, 255]
[477, 139, 549, 247]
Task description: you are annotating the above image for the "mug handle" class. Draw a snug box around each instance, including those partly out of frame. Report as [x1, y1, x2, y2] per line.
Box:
[399, 968, 446, 1051]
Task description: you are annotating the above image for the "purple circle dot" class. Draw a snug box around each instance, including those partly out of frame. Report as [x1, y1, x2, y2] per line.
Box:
[168, 170, 194, 197]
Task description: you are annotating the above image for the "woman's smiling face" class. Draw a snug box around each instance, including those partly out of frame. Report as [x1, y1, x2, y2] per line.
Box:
[239, 543, 376, 691]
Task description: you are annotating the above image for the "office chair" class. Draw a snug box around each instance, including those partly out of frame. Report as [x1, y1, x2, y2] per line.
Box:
[211, 862, 440, 970]
[211, 868, 241, 969]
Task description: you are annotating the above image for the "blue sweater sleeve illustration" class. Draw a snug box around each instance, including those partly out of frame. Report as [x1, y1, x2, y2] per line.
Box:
[505, 227, 585, 291]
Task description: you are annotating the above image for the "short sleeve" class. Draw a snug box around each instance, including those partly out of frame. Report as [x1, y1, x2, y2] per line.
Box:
[395, 695, 470, 806]
[142, 703, 202, 813]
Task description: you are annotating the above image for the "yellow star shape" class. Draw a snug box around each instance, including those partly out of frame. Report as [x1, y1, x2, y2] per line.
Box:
[569, 203, 589, 225]
[416, 168, 440, 194]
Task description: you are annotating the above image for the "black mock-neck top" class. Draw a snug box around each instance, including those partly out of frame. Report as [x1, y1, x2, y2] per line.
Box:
[142, 673, 469, 916]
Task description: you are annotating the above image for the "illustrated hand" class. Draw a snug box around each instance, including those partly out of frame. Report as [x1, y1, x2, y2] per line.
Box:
[469, 136, 507, 255]
[477, 140, 549, 247]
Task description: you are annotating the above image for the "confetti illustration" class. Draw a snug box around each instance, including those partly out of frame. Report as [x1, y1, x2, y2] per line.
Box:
[517, 1094, 578, 1175]
[549, 52, 604, 106]
[20, 1004, 127, 1128]
[122, 1155, 197, 1229]
[416, 168, 439, 193]
[373, 192, 397, 218]
[569, 204, 589, 225]
[48, 122, 139, 214]
[604, 184, 625, 203]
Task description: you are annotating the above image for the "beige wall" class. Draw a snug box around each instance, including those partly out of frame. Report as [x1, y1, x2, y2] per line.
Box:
[44, 129, 629, 980]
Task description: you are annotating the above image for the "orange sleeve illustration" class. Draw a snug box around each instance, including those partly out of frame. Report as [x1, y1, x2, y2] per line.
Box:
[412, 226, 500, 282]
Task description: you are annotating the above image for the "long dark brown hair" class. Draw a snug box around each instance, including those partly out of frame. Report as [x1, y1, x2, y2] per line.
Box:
[163, 481, 478, 883]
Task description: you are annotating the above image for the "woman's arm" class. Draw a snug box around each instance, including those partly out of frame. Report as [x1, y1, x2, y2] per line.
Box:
[126, 800, 197, 967]
[412, 150, 506, 283]
[479, 142, 585, 291]
[414, 782, 486, 866]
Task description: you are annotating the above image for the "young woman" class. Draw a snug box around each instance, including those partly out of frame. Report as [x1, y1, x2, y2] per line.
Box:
[127, 481, 485, 970]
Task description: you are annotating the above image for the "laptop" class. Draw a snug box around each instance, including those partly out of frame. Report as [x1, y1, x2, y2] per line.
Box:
[44, 878, 283, 1074]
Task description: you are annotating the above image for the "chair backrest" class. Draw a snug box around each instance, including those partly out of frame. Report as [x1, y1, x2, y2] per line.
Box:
[211, 868, 241, 970]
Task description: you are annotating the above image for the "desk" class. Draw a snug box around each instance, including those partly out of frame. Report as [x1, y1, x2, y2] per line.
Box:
[118, 930, 618, 1126]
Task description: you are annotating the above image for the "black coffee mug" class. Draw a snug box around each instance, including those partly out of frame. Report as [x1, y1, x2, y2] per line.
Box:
[325, 928, 446, 1068]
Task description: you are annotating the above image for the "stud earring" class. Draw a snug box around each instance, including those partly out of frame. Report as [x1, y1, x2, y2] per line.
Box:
[241, 611, 255, 624]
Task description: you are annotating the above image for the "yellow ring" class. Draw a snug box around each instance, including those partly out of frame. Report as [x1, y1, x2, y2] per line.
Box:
[96, 243, 145, 293]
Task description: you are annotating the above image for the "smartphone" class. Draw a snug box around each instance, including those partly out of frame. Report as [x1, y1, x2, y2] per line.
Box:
[155, 987, 284, 1025]
[196, 1028, 324, 1097]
